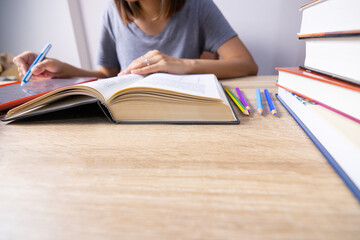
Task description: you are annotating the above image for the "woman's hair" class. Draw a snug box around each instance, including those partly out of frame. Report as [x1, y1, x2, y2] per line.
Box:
[114, 0, 186, 25]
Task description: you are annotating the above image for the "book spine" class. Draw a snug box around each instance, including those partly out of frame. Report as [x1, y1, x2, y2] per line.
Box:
[96, 101, 116, 123]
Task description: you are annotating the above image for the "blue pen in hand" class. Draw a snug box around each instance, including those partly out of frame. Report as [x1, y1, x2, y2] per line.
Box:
[21, 43, 52, 86]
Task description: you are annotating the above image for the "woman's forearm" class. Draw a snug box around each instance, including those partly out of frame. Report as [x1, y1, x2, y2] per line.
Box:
[184, 57, 258, 79]
[60, 62, 118, 78]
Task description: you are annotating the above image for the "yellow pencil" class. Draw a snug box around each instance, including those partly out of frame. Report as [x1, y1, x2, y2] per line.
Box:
[225, 88, 249, 116]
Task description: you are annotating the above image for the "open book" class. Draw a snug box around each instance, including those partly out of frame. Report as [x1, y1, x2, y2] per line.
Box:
[2, 73, 239, 124]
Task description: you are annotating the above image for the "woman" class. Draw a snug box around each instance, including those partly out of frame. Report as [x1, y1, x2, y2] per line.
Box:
[13, 0, 258, 80]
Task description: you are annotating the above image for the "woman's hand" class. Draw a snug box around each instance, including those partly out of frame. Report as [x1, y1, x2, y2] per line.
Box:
[118, 37, 258, 79]
[119, 50, 190, 76]
[13, 51, 65, 80]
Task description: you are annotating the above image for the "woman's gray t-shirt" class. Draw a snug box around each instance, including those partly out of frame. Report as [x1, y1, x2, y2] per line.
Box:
[97, 0, 237, 70]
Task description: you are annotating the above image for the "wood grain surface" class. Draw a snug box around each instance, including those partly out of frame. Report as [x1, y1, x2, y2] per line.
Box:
[0, 76, 359, 240]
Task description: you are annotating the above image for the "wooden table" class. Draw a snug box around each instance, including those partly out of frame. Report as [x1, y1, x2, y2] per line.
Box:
[1, 76, 359, 239]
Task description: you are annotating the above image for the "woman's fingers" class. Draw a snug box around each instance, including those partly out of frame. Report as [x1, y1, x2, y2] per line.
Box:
[120, 50, 162, 75]
[130, 54, 166, 75]
[13, 52, 63, 80]
[131, 62, 163, 75]
[30, 58, 63, 79]
[13, 51, 37, 78]
[119, 49, 187, 76]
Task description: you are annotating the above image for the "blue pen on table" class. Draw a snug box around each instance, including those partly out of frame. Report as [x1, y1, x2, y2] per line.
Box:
[256, 88, 263, 115]
[21, 43, 52, 87]
[264, 89, 277, 116]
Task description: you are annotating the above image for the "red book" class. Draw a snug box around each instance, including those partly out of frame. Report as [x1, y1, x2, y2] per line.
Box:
[0, 77, 97, 112]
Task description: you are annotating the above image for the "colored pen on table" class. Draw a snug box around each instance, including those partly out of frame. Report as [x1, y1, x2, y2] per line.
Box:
[21, 43, 52, 86]
[225, 88, 249, 116]
[256, 88, 263, 115]
[235, 87, 251, 112]
[264, 89, 277, 116]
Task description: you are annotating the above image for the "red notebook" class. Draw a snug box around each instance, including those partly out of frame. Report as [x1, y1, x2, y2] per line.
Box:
[0, 77, 97, 111]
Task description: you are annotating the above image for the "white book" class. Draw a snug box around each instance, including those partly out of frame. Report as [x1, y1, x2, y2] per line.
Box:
[277, 87, 360, 196]
[276, 67, 360, 122]
[299, 0, 360, 35]
[303, 36, 360, 83]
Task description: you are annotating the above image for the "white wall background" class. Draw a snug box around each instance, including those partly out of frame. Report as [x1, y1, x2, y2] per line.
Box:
[0, 0, 82, 68]
[214, 0, 308, 75]
[0, 0, 309, 76]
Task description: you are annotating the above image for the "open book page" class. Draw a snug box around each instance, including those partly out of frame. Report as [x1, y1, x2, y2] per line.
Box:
[80, 74, 144, 101]
[125, 73, 223, 100]
[215, 80, 231, 106]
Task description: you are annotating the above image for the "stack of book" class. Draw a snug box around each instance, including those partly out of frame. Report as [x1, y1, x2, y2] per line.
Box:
[275, 0, 360, 201]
